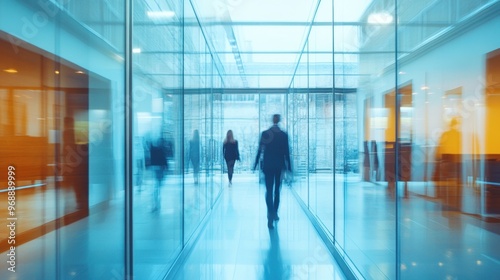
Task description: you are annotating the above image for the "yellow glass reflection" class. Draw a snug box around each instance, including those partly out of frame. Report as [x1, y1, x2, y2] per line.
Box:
[0, 35, 89, 253]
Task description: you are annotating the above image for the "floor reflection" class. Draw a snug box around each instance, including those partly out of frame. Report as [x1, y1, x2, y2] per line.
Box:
[294, 173, 500, 279]
[0, 182, 87, 253]
[263, 229, 290, 280]
[174, 173, 346, 280]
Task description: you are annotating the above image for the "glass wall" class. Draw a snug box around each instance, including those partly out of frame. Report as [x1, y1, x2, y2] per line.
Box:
[396, 0, 500, 279]
[1, 0, 224, 279]
[131, 0, 184, 277]
[290, 50, 310, 205]
[131, 0, 226, 277]
[183, 5, 215, 240]
[289, 0, 500, 279]
[0, 0, 126, 278]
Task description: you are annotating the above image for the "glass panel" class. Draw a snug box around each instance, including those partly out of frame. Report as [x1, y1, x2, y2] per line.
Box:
[131, 0, 184, 276]
[398, 0, 500, 279]
[291, 43, 310, 203]
[221, 92, 259, 181]
[309, 91, 335, 233]
[212, 76, 224, 203]
[184, 3, 211, 241]
[0, 0, 126, 278]
[290, 89, 309, 203]
[308, 0, 335, 237]
[347, 0, 397, 278]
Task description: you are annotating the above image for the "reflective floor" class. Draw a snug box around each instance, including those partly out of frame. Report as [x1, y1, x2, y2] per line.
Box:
[171, 174, 346, 280]
[295, 174, 500, 279]
[4, 171, 500, 279]
[0, 174, 345, 280]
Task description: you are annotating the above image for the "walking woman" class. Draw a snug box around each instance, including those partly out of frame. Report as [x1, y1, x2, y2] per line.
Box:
[223, 130, 240, 185]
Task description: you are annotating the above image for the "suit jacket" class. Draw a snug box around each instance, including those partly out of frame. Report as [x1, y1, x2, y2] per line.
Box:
[223, 140, 240, 161]
[253, 125, 291, 172]
[150, 143, 167, 168]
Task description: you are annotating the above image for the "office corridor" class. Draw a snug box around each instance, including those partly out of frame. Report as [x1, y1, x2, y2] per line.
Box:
[170, 175, 346, 280]
[3, 0, 500, 279]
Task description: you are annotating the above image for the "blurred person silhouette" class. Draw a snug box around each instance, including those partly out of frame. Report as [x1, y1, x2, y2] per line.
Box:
[223, 130, 240, 185]
[433, 117, 462, 210]
[62, 116, 87, 212]
[149, 137, 168, 212]
[134, 136, 146, 192]
[253, 114, 292, 229]
[189, 129, 200, 184]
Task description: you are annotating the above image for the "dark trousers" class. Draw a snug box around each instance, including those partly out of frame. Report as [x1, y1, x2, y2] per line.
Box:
[152, 166, 165, 210]
[264, 168, 282, 220]
[226, 159, 236, 181]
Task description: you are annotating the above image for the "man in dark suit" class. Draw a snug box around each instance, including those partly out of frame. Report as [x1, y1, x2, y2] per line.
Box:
[253, 114, 292, 229]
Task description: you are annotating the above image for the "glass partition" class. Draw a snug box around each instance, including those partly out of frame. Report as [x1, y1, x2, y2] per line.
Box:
[184, 6, 208, 239]
[345, 0, 398, 278]
[0, 0, 126, 278]
[291, 45, 310, 204]
[308, 0, 335, 236]
[131, 0, 184, 277]
[212, 78, 224, 203]
[397, 0, 500, 279]
[292, 0, 500, 279]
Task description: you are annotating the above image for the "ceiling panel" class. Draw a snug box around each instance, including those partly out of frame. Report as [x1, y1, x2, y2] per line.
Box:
[137, 0, 375, 89]
[189, 0, 321, 88]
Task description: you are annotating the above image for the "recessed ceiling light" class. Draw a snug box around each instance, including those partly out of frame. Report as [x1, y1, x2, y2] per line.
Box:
[75, 71, 85, 74]
[55, 70, 60, 74]
[3, 68, 18, 73]
[368, 12, 393, 24]
[147, 11, 175, 19]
